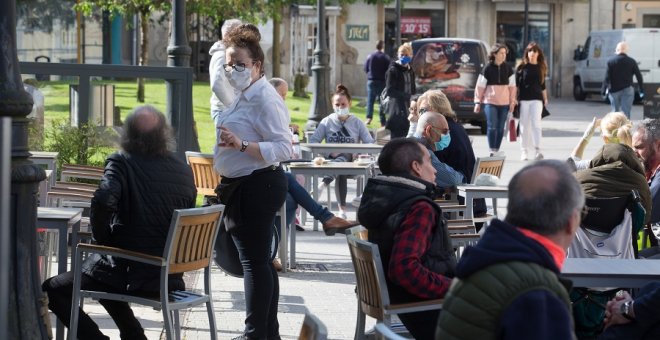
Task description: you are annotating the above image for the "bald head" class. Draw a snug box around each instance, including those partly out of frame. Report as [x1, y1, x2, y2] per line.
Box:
[416, 111, 447, 135]
[269, 77, 288, 101]
[616, 41, 629, 55]
[121, 105, 174, 156]
[505, 160, 584, 238]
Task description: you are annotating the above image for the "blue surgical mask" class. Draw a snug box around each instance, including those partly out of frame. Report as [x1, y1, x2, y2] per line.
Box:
[399, 56, 411, 65]
[434, 133, 451, 151]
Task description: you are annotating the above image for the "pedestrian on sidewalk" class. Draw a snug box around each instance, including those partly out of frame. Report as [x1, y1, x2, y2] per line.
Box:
[516, 42, 548, 161]
[602, 42, 644, 119]
[364, 40, 391, 126]
[214, 24, 292, 340]
[474, 43, 517, 157]
[383, 43, 415, 139]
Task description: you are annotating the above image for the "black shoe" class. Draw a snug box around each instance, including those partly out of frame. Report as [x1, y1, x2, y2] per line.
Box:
[295, 224, 305, 232]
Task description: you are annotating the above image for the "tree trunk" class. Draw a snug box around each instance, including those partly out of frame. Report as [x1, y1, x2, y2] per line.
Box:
[137, 10, 149, 103]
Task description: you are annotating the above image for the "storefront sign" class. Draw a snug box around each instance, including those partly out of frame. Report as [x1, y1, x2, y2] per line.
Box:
[401, 17, 431, 35]
[346, 25, 370, 41]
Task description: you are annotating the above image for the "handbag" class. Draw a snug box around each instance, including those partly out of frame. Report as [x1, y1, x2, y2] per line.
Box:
[379, 88, 390, 114]
[542, 105, 550, 119]
[507, 117, 517, 142]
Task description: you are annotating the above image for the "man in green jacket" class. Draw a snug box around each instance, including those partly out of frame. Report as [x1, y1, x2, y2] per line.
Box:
[436, 160, 583, 340]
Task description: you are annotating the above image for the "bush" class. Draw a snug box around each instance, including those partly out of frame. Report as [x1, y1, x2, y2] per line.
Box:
[44, 119, 116, 172]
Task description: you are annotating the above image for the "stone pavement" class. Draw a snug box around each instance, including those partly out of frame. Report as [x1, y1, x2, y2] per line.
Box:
[50, 98, 645, 339]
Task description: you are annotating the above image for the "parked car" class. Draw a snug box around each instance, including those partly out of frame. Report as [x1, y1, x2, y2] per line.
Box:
[411, 38, 490, 133]
[573, 28, 660, 101]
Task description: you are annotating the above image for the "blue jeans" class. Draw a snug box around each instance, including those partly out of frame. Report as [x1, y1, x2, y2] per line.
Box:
[277, 172, 334, 229]
[366, 80, 386, 120]
[484, 104, 509, 150]
[608, 86, 634, 119]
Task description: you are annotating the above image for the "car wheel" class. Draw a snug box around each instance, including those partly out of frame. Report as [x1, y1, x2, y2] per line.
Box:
[573, 81, 587, 101]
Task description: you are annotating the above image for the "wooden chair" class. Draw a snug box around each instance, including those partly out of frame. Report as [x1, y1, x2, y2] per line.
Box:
[68, 205, 224, 340]
[346, 226, 443, 340]
[185, 151, 221, 200]
[471, 156, 505, 183]
[374, 322, 408, 340]
[298, 312, 328, 340]
[450, 233, 481, 260]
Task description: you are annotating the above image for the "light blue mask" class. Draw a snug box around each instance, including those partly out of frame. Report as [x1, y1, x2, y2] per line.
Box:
[434, 133, 451, 151]
[399, 56, 411, 65]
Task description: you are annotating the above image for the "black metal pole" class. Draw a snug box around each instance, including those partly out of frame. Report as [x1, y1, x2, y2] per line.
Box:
[167, 0, 199, 157]
[0, 1, 48, 339]
[395, 0, 402, 48]
[523, 0, 529, 48]
[306, 0, 332, 129]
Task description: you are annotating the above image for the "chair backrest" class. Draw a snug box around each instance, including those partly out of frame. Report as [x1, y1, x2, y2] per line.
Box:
[163, 205, 224, 274]
[471, 156, 505, 183]
[185, 151, 221, 197]
[298, 312, 328, 340]
[347, 225, 368, 240]
[346, 234, 390, 321]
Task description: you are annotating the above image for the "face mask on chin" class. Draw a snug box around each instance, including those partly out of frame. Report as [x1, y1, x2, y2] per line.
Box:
[334, 107, 350, 117]
[434, 133, 451, 151]
[226, 67, 253, 91]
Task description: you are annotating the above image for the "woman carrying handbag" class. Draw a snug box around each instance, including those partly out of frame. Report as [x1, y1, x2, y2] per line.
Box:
[516, 42, 548, 161]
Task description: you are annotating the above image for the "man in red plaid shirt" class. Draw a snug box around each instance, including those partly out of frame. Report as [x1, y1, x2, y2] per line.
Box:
[358, 138, 456, 340]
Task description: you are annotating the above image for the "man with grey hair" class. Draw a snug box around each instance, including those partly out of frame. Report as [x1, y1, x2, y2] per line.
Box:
[437, 160, 584, 340]
[42, 105, 197, 339]
[209, 18, 243, 125]
[412, 111, 463, 190]
[633, 119, 660, 257]
[603, 41, 644, 118]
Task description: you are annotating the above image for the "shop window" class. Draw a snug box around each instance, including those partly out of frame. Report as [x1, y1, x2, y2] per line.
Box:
[496, 11, 550, 68]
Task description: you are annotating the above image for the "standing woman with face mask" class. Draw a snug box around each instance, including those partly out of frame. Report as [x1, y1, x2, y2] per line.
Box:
[309, 85, 374, 219]
[383, 43, 416, 139]
[516, 42, 548, 161]
[213, 24, 292, 340]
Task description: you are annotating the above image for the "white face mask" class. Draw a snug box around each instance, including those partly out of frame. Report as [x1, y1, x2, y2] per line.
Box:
[226, 67, 253, 91]
[334, 107, 350, 117]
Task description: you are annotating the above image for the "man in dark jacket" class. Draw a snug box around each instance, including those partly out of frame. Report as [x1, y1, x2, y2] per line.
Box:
[436, 160, 583, 340]
[603, 41, 644, 118]
[364, 40, 391, 126]
[42, 105, 197, 340]
[358, 138, 456, 340]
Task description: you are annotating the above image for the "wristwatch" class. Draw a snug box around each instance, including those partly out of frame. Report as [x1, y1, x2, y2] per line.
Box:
[240, 140, 249, 152]
[620, 300, 635, 320]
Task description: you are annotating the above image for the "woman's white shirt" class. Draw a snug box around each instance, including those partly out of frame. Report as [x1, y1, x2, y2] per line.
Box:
[213, 76, 293, 178]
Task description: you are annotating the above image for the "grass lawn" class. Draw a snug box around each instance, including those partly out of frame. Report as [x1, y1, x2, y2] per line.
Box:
[38, 79, 372, 154]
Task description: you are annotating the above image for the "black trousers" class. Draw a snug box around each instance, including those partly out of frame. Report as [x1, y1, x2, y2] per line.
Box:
[42, 271, 148, 340]
[227, 168, 287, 339]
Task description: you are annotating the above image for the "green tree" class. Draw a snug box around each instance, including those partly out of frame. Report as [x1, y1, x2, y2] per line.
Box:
[76, 0, 171, 103]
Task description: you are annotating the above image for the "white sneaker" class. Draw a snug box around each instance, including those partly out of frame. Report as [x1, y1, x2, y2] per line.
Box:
[521, 151, 528, 161]
[534, 152, 544, 160]
[337, 211, 347, 219]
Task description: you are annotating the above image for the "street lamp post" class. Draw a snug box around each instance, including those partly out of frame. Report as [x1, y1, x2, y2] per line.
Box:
[0, 1, 49, 339]
[306, 0, 332, 130]
[167, 0, 199, 157]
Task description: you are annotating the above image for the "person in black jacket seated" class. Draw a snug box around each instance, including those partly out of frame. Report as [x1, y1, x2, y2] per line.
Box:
[42, 105, 197, 340]
[358, 138, 456, 340]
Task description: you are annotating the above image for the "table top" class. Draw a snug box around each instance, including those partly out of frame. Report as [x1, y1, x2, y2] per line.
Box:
[299, 143, 382, 152]
[37, 207, 83, 220]
[287, 161, 373, 169]
[457, 184, 508, 192]
[29, 151, 59, 159]
[562, 258, 660, 288]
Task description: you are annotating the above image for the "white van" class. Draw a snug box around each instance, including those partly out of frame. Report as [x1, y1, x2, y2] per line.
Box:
[573, 28, 660, 101]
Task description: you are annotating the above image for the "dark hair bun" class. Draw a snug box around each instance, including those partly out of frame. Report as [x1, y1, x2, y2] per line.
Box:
[334, 84, 352, 101]
[224, 23, 261, 48]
